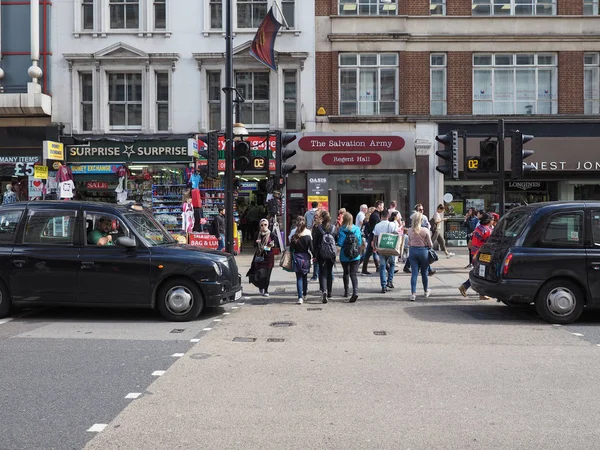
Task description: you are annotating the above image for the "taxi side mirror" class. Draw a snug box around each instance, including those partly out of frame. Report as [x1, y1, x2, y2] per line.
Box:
[116, 236, 136, 249]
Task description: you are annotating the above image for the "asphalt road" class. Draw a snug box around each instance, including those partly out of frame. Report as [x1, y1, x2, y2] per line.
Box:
[0, 305, 234, 450]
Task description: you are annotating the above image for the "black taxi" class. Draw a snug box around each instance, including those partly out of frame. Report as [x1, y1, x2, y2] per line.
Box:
[0, 201, 242, 322]
[470, 201, 600, 324]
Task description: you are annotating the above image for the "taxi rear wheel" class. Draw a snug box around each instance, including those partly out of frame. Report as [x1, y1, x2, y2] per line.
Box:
[157, 278, 204, 322]
[0, 281, 11, 319]
[535, 279, 584, 324]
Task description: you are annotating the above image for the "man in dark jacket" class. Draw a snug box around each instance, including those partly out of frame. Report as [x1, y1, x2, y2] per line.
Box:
[214, 207, 226, 251]
[361, 200, 383, 275]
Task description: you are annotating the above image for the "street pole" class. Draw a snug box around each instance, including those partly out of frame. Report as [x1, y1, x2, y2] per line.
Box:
[224, 0, 234, 254]
[497, 119, 505, 216]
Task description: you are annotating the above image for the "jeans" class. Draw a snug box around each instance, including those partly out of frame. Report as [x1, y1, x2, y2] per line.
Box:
[319, 259, 334, 295]
[296, 272, 308, 299]
[311, 261, 320, 279]
[461, 279, 471, 290]
[409, 247, 429, 294]
[341, 260, 359, 294]
[379, 254, 395, 288]
[217, 234, 225, 251]
[361, 235, 380, 273]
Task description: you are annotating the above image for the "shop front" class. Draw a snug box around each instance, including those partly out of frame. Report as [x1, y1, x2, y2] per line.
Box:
[287, 132, 416, 222]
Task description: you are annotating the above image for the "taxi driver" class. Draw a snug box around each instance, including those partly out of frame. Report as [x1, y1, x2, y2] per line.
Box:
[88, 217, 115, 246]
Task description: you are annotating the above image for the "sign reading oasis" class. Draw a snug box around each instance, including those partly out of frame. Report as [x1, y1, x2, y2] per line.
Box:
[66, 140, 192, 163]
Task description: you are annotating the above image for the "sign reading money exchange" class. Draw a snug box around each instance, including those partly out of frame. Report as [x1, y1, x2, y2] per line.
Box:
[66, 140, 192, 163]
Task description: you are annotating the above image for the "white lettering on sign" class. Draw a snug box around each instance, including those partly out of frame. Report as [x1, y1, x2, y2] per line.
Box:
[309, 178, 327, 183]
[14, 162, 35, 177]
[0, 156, 39, 164]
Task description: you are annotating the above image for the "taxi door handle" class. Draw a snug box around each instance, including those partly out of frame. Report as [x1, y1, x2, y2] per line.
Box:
[591, 262, 600, 270]
[12, 259, 25, 268]
[81, 261, 95, 269]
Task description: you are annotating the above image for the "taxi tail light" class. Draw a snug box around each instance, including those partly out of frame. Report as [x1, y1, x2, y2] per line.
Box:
[502, 253, 513, 277]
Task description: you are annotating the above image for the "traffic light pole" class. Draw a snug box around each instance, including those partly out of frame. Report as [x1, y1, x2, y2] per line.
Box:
[224, 0, 235, 254]
[497, 119, 506, 216]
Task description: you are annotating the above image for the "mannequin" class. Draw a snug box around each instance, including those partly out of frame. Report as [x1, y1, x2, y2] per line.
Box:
[181, 197, 195, 233]
[2, 184, 16, 205]
[115, 163, 130, 203]
[189, 168, 202, 190]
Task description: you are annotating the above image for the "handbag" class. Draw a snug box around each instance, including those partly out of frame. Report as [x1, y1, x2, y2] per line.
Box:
[377, 222, 404, 257]
[279, 249, 293, 272]
[428, 248, 439, 264]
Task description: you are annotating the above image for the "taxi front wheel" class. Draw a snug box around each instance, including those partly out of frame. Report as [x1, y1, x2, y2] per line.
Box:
[157, 278, 204, 322]
[0, 281, 11, 319]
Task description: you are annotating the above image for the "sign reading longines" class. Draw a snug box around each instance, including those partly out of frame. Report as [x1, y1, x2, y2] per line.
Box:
[66, 140, 192, 163]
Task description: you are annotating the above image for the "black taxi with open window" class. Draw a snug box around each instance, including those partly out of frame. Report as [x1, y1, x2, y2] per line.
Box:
[470, 201, 600, 324]
[0, 201, 242, 322]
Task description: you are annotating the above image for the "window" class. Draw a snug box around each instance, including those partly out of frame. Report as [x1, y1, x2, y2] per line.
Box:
[236, 72, 270, 127]
[430, 54, 447, 115]
[207, 71, 222, 131]
[472, 0, 555, 15]
[80, 72, 93, 132]
[85, 213, 130, 246]
[0, 211, 23, 244]
[473, 53, 557, 115]
[210, 0, 222, 29]
[83, 0, 94, 30]
[339, 0, 397, 15]
[282, 0, 295, 27]
[584, 0, 598, 15]
[125, 213, 175, 246]
[23, 210, 77, 246]
[541, 212, 583, 247]
[592, 211, 600, 246]
[431, 0, 445, 15]
[156, 72, 169, 131]
[283, 70, 297, 130]
[154, 0, 166, 29]
[237, 0, 267, 28]
[584, 53, 599, 115]
[339, 53, 398, 116]
[108, 73, 142, 131]
[109, 0, 140, 29]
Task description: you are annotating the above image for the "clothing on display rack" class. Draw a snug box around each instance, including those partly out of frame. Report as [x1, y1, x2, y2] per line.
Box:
[2, 186, 16, 205]
[56, 164, 73, 184]
[182, 200, 195, 233]
[59, 180, 75, 199]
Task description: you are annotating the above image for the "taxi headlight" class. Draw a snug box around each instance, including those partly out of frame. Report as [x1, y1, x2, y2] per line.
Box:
[211, 262, 223, 276]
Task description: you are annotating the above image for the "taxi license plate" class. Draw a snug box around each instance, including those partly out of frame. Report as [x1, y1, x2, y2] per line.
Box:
[235, 290, 242, 300]
[479, 253, 491, 263]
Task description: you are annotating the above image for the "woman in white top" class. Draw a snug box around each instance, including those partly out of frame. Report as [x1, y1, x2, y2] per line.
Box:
[407, 212, 434, 302]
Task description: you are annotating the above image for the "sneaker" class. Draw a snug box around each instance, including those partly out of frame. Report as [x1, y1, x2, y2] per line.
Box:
[381, 287, 387, 294]
[297, 297, 303, 304]
[387, 282, 395, 289]
[322, 293, 328, 304]
[447, 253, 455, 258]
[409, 294, 416, 302]
[259, 288, 264, 295]
[394, 269, 399, 274]
[464, 264, 473, 269]
[361, 271, 372, 276]
[310, 277, 318, 281]
[262, 292, 269, 297]
[479, 295, 492, 300]
[458, 285, 467, 297]
[425, 290, 431, 298]
[349, 294, 358, 303]
[429, 270, 437, 275]
[403, 267, 411, 274]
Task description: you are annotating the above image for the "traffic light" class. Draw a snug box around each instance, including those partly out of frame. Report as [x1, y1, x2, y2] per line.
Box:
[511, 131, 535, 179]
[234, 140, 252, 172]
[435, 130, 459, 179]
[198, 132, 219, 178]
[276, 132, 297, 178]
[479, 139, 498, 173]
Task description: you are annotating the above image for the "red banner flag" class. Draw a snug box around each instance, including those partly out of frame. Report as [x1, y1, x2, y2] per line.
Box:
[249, 7, 282, 71]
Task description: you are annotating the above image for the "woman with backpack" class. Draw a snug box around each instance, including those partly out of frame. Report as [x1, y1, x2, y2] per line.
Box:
[337, 212, 362, 303]
[289, 217, 314, 305]
[312, 211, 337, 303]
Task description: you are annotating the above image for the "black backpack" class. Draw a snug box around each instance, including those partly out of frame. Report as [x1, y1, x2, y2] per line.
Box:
[319, 226, 337, 260]
[342, 229, 360, 259]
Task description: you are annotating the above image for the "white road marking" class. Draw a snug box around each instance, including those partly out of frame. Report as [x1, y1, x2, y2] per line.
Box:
[243, 296, 250, 300]
[87, 424, 107, 433]
[552, 324, 562, 327]
[237, 303, 245, 305]
[125, 393, 141, 399]
[572, 333, 584, 337]
[231, 307, 238, 309]
[0, 318, 12, 325]
[203, 328, 212, 331]
[190, 338, 200, 343]
[151, 370, 166, 377]
[213, 319, 222, 322]
[172, 353, 184, 358]
[223, 312, 230, 315]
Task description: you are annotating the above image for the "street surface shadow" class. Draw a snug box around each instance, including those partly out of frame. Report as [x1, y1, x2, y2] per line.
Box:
[12, 305, 226, 323]
[403, 302, 544, 325]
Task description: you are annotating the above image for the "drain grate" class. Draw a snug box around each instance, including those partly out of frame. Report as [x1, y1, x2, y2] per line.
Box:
[170, 329, 185, 333]
[267, 338, 285, 342]
[232, 337, 257, 342]
[307, 308, 322, 311]
[373, 331, 387, 336]
[270, 321, 296, 327]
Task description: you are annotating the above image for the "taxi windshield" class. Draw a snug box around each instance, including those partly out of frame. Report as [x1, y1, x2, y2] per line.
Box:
[125, 212, 176, 246]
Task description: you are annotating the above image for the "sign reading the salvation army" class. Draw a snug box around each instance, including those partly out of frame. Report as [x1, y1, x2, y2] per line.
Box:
[298, 136, 406, 152]
[66, 140, 192, 163]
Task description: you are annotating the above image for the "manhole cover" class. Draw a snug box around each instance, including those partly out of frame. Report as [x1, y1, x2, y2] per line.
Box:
[307, 308, 322, 311]
[232, 337, 257, 342]
[170, 329, 185, 333]
[270, 321, 296, 327]
[373, 331, 387, 336]
[267, 338, 285, 342]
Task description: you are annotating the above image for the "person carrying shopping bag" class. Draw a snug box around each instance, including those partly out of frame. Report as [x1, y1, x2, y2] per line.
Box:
[337, 212, 362, 303]
[289, 217, 314, 305]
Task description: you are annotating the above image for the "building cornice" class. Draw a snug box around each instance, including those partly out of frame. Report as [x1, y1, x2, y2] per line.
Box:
[327, 115, 600, 124]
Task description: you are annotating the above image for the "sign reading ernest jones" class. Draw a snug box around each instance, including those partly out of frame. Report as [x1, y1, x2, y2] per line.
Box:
[298, 136, 406, 152]
[66, 140, 191, 163]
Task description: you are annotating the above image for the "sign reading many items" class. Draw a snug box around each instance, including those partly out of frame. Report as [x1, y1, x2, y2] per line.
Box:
[67, 140, 192, 163]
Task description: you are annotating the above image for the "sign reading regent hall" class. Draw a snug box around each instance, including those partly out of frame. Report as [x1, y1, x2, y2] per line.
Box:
[66, 140, 192, 163]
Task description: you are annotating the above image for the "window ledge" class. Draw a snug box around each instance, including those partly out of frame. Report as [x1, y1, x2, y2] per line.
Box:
[73, 30, 172, 39]
[326, 114, 600, 124]
[202, 29, 300, 37]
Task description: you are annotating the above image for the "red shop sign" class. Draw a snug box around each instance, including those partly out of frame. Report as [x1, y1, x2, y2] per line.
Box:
[86, 181, 109, 189]
[321, 153, 382, 166]
[298, 136, 405, 152]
